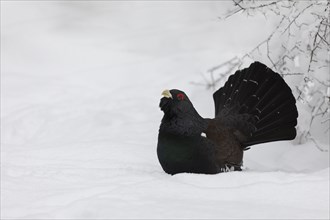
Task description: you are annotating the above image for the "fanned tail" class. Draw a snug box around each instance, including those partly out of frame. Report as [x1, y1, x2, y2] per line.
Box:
[213, 61, 298, 148]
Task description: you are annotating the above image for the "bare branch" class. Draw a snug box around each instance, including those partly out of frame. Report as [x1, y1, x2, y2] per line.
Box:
[281, 4, 314, 35]
[308, 18, 326, 73]
[281, 72, 303, 76]
[221, 0, 280, 19]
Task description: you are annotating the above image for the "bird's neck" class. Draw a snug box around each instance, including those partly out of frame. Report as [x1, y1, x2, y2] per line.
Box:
[160, 111, 207, 136]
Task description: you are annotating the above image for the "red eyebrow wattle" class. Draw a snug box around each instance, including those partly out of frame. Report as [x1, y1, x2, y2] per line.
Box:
[177, 93, 185, 100]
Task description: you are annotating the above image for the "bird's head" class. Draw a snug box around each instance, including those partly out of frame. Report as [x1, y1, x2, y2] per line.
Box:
[159, 89, 207, 135]
[159, 89, 194, 117]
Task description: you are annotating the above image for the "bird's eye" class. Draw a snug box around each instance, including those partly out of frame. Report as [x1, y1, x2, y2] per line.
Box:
[177, 93, 185, 101]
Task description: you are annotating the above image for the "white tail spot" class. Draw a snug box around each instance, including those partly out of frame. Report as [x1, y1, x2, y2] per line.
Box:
[249, 80, 258, 85]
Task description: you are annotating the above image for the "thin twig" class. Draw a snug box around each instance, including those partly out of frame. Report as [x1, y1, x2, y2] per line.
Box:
[281, 4, 314, 35]
[308, 133, 329, 152]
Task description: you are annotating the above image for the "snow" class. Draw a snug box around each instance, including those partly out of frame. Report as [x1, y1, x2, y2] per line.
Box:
[1, 2, 329, 219]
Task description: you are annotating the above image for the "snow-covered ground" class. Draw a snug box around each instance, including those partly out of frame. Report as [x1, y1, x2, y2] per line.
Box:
[1, 2, 329, 219]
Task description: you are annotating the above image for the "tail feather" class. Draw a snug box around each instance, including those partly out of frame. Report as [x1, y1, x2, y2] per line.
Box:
[244, 127, 296, 146]
[213, 61, 298, 147]
[257, 99, 296, 129]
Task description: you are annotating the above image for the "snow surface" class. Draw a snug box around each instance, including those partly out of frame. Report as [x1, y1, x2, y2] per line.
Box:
[1, 2, 329, 219]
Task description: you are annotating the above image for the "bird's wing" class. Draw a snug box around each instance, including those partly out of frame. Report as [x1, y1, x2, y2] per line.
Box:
[205, 118, 245, 165]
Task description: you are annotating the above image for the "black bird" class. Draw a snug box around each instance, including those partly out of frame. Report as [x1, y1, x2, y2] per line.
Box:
[157, 61, 298, 175]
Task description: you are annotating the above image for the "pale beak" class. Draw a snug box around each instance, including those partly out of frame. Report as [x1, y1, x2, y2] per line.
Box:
[161, 89, 173, 99]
